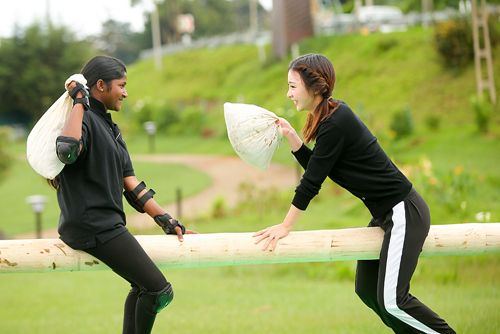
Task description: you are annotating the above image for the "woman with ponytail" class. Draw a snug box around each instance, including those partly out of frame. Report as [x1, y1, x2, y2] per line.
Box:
[254, 54, 455, 334]
[56, 55, 194, 333]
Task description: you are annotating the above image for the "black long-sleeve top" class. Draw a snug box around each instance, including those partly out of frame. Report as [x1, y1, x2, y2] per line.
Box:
[291, 102, 412, 218]
[57, 97, 135, 249]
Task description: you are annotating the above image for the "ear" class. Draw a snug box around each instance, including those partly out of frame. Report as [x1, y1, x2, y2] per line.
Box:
[95, 79, 106, 92]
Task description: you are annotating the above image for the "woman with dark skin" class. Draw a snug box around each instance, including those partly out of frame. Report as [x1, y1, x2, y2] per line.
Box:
[56, 55, 194, 334]
[254, 54, 455, 334]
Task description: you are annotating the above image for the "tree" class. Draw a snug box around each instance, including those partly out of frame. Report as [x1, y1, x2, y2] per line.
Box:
[140, 0, 258, 45]
[0, 23, 94, 124]
[94, 19, 149, 64]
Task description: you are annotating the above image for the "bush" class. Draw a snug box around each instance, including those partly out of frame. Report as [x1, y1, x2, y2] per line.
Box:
[168, 105, 207, 136]
[131, 99, 180, 133]
[0, 127, 12, 183]
[433, 18, 473, 68]
[470, 95, 493, 133]
[424, 114, 441, 131]
[433, 16, 500, 69]
[390, 106, 414, 139]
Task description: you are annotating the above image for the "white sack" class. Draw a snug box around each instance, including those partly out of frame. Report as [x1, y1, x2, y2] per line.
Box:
[26, 74, 87, 179]
[224, 102, 282, 170]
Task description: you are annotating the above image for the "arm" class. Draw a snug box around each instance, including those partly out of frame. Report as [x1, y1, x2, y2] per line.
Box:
[277, 117, 312, 169]
[253, 204, 302, 252]
[277, 117, 303, 152]
[124, 176, 165, 217]
[254, 119, 345, 251]
[123, 176, 194, 241]
[56, 82, 89, 164]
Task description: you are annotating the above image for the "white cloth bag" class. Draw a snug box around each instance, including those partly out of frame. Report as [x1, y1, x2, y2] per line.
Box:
[224, 102, 282, 170]
[26, 74, 87, 179]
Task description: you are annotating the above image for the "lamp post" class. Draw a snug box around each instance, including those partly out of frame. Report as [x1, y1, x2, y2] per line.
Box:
[26, 195, 47, 239]
[143, 121, 157, 153]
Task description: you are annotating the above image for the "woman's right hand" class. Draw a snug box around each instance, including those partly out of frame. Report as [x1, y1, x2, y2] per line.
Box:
[66, 81, 84, 99]
[276, 117, 296, 138]
[276, 117, 303, 151]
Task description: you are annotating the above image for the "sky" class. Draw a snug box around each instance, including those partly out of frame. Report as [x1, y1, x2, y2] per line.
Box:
[0, 0, 273, 38]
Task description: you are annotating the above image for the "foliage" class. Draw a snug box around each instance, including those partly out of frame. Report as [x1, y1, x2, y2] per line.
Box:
[434, 15, 500, 70]
[433, 17, 473, 69]
[141, 0, 264, 45]
[93, 19, 147, 64]
[470, 95, 493, 134]
[424, 114, 441, 131]
[0, 127, 11, 183]
[0, 23, 94, 124]
[390, 106, 414, 139]
[410, 158, 475, 218]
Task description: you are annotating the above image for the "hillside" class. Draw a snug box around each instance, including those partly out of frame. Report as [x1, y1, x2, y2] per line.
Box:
[123, 27, 499, 135]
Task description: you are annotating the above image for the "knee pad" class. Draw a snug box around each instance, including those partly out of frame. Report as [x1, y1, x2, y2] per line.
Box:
[140, 284, 174, 314]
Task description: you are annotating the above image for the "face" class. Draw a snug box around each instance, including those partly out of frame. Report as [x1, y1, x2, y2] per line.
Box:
[100, 74, 128, 111]
[287, 70, 321, 112]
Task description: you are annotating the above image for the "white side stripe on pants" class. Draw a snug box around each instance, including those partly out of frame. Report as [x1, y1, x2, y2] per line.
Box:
[383, 201, 439, 334]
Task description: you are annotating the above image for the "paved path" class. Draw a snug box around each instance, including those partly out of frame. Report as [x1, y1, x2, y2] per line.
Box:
[16, 154, 297, 238]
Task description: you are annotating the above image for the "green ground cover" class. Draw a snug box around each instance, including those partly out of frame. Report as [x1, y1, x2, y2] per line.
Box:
[0, 155, 211, 236]
[0, 26, 498, 333]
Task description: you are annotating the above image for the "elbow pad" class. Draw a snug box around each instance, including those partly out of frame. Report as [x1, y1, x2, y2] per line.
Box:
[123, 181, 156, 213]
[56, 136, 81, 164]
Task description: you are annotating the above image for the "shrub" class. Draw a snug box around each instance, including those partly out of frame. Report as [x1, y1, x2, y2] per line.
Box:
[0, 127, 12, 183]
[470, 95, 493, 134]
[433, 18, 473, 68]
[168, 105, 206, 136]
[390, 106, 414, 139]
[424, 114, 441, 131]
[433, 16, 500, 69]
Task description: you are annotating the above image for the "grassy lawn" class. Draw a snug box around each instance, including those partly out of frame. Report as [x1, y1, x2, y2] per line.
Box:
[0, 25, 499, 333]
[0, 155, 211, 236]
[0, 256, 497, 333]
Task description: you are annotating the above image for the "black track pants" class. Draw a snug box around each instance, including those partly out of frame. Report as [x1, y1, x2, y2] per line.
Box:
[355, 188, 456, 334]
[85, 230, 170, 334]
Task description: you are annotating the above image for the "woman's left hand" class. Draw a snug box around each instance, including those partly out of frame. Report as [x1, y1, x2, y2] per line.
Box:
[253, 223, 292, 252]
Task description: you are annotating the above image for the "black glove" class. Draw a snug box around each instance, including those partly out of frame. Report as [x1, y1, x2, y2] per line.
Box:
[69, 82, 90, 110]
[154, 213, 186, 235]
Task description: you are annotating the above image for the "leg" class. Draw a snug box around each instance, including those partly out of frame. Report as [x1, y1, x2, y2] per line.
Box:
[378, 190, 456, 334]
[85, 230, 173, 334]
[123, 285, 140, 333]
[355, 259, 396, 328]
[356, 218, 402, 330]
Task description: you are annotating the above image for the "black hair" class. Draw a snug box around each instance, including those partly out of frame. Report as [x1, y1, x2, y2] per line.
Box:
[47, 56, 127, 190]
[81, 56, 127, 90]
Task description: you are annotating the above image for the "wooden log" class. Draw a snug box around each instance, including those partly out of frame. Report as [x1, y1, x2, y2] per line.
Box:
[0, 223, 499, 273]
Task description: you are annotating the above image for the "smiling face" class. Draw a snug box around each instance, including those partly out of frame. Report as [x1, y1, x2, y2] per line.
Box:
[287, 70, 322, 113]
[97, 75, 128, 111]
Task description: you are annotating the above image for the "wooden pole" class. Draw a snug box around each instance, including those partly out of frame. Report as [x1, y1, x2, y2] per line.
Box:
[0, 223, 498, 273]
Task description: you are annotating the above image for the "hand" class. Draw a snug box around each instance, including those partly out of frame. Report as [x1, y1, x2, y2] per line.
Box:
[173, 227, 198, 241]
[253, 223, 291, 252]
[67, 81, 89, 100]
[154, 214, 192, 242]
[66, 81, 83, 98]
[276, 117, 296, 138]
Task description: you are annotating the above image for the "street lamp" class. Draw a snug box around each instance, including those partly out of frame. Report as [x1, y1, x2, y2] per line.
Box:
[143, 121, 157, 153]
[26, 195, 47, 239]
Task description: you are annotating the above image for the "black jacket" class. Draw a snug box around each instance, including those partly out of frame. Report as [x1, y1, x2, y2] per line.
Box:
[57, 97, 135, 249]
[292, 102, 412, 218]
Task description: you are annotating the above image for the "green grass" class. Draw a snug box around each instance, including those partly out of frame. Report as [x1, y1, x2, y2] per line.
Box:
[1, 26, 499, 333]
[0, 255, 498, 334]
[0, 155, 211, 236]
